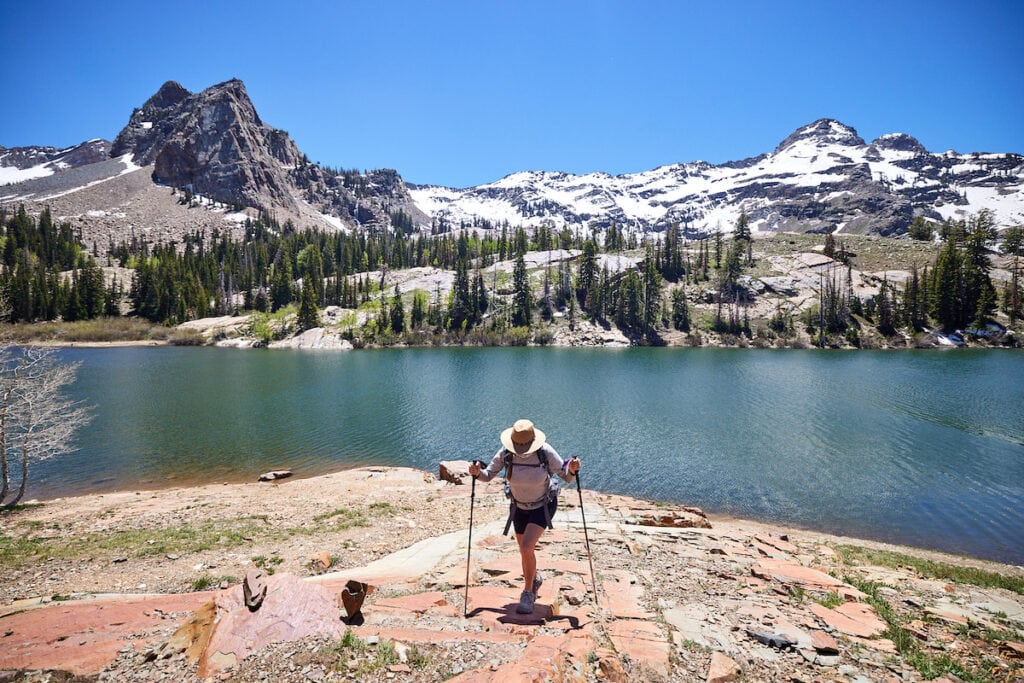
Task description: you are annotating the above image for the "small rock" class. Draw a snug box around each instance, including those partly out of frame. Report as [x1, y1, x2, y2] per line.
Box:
[311, 552, 332, 571]
[811, 629, 839, 655]
[706, 652, 740, 683]
[258, 470, 293, 482]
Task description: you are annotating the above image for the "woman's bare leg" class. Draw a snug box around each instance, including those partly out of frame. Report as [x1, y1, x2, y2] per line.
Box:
[516, 523, 545, 593]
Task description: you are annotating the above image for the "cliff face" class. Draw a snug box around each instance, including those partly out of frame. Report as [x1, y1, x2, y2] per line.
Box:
[111, 79, 304, 210]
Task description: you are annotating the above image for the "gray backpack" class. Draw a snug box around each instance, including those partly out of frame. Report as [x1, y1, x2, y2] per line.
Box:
[501, 446, 561, 535]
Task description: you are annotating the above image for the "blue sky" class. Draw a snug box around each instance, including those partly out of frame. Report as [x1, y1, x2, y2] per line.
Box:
[2, 0, 1022, 188]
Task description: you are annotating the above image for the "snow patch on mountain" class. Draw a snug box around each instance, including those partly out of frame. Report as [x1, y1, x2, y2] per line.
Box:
[0, 158, 56, 186]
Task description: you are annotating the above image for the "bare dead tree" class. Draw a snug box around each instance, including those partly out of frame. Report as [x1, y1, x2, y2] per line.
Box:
[0, 346, 92, 509]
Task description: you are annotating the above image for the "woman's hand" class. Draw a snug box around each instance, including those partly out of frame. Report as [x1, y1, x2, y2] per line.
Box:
[469, 460, 482, 478]
[567, 457, 581, 475]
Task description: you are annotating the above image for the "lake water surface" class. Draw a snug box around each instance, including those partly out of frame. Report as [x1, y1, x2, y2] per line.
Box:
[38, 347, 1024, 564]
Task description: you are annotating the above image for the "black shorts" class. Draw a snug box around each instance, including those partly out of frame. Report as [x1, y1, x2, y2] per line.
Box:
[512, 500, 557, 535]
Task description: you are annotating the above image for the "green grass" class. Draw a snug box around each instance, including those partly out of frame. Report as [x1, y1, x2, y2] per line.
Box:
[3, 502, 401, 571]
[190, 574, 236, 591]
[845, 576, 995, 683]
[836, 544, 1024, 595]
[0, 317, 171, 343]
[251, 555, 284, 575]
[815, 591, 845, 609]
[313, 507, 369, 529]
[0, 516, 271, 568]
[367, 501, 404, 515]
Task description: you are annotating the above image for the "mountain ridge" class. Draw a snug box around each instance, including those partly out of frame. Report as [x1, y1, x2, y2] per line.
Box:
[411, 116, 1023, 237]
[2, 78, 1022, 242]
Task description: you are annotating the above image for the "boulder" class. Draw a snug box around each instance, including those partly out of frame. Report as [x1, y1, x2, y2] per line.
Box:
[258, 469, 292, 482]
[269, 328, 354, 350]
[439, 460, 472, 485]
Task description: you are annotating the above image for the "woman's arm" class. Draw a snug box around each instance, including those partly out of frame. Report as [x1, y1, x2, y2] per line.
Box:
[469, 450, 505, 482]
[544, 444, 580, 483]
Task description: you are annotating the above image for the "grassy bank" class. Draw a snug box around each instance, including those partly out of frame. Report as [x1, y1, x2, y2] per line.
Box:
[0, 317, 203, 345]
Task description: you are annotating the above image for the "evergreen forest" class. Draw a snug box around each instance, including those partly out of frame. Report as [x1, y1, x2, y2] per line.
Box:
[1, 204, 1021, 347]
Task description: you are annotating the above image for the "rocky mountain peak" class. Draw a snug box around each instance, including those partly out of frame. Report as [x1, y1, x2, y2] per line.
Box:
[870, 133, 927, 154]
[774, 118, 866, 153]
[103, 78, 425, 231]
[110, 78, 304, 210]
[144, 80, 191, 111]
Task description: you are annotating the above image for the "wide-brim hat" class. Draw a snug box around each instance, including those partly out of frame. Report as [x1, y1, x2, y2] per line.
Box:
[500, 419, 546, 455]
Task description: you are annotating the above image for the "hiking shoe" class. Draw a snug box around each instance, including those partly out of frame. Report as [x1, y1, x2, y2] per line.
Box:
[532, 571, 543, 595]
[516, 590, 536, 614]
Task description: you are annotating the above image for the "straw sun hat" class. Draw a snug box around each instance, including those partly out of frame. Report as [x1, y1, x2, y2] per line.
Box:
[501, 419, 546, 454]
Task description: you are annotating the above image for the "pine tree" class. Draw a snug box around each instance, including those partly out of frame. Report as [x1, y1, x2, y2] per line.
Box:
[411, 289, 428, 329]
[270, 256, 294, 312]
[671, 287, 690, 332]
[734, 213, 753, 266]
[642, 247, 661, 340]
[511, 255, 532, 327]
[1001, 226, 1024, 323]
[931, 236, 963, 330]
[296, 282, 320, 331]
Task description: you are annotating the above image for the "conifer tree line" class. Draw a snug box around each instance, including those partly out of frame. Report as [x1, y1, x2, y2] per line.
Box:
[1, 204, 1020, 342]
[0, 207, 122, 323]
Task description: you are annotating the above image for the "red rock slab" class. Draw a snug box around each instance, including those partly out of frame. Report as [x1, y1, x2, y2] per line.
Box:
[374, 591, 448, 614]
[754, 534, 799, 555]
[200, 574, 346, 676]
[607, 619, 670, 678]
[464, 585, 553, 634]
[751, 559, 844, 588]
[317, 574, 418, 593]
[480, 554, 524, 578]
[547, 595, 596, 632]
[544, 558, 593, 576]
[0, 592, 213, 675]
[809, 602, 886, 638]
[477, 534, 509, 548]
[810, 629, 839, 654]
[538, 529, 575, 544]
[436, 560, 476, 588]
[848, 634, 897, 653]
[474, 632, 593, 683]
[600, 570, 651, 620]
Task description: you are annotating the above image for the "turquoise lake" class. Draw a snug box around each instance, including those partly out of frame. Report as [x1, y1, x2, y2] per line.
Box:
[36, 347, 1024, 565]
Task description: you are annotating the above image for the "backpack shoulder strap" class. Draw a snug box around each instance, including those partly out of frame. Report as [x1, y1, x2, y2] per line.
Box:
[503, 449, 514, 478]
[536, 446, 550, 472]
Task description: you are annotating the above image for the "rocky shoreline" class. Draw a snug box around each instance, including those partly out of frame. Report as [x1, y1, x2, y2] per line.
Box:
[1, 466, 1022, 682]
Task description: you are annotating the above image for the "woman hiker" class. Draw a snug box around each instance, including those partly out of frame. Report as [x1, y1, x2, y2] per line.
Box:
[469, 419, 581, 614]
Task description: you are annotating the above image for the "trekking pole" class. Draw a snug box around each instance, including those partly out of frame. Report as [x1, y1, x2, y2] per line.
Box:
[575, 468, 599, 609]
[463, 466, 477, 618]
